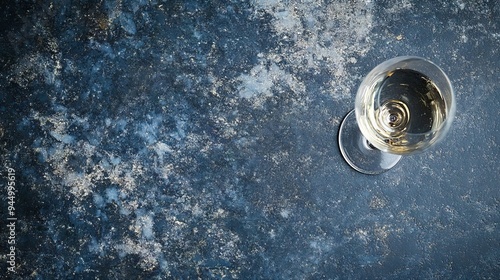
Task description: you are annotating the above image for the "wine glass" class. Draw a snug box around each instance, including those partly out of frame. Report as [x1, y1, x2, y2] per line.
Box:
[338, 56, 456, 174]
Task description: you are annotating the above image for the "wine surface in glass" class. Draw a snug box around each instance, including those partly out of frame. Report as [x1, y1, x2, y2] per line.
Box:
[360, 68, 448, 154]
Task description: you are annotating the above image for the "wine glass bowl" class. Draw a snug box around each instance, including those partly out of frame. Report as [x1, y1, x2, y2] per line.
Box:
[339, 56, 455, 174]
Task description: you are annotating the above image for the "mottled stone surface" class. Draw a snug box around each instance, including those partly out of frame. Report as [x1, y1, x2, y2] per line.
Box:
[1, 0, 499, 278]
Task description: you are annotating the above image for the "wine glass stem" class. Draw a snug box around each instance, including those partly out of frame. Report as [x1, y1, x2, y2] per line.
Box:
[338, 109, 402, 174]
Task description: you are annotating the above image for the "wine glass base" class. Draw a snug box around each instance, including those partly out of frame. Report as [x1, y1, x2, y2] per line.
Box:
[338, 110, 402, 175]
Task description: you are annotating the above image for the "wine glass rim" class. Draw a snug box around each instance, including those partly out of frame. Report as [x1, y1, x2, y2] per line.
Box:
[355, 56, 456, 153]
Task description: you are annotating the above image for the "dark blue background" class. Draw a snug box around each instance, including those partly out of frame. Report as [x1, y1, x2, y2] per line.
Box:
[1, 0, 499, 278]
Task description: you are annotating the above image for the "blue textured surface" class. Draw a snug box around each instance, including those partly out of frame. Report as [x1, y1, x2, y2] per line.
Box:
[1, 0, 499, 278]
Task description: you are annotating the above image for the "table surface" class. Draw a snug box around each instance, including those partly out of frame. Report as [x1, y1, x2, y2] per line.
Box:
[1, 0, 499, 278]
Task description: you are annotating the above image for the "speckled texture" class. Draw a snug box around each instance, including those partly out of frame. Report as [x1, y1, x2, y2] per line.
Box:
[1, 0, 499, 278]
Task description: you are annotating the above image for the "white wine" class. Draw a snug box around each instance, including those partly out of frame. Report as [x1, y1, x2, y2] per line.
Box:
[339, 56, 455, 174]
[358, 68, 449, 154]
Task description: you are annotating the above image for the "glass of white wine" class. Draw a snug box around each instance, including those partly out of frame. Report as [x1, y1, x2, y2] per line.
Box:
[338, 56, 456, 174]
